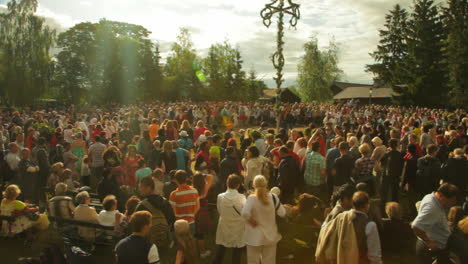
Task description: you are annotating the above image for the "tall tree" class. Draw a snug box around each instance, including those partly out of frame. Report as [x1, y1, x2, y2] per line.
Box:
[246, 69, 267, 101]
[140, 44, 164, 101]
[54, 20, 155, 104]
[165, 28, 202, 100]
[443, 0, 468, 107]
[406, 0, 446, 106]
[0, 0, 56, 105]
[297, 37, 342, 102]
[367, 4, 411, 89]
[203, 41, 244, 100]
[53, 22, 97, 104]
[232, 48, 246, 100]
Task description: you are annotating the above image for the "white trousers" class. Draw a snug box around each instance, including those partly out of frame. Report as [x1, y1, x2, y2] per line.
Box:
[246, 243, 277, 264]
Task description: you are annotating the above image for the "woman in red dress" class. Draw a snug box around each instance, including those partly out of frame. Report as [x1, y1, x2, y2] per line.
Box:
[123, 145, 142, 187]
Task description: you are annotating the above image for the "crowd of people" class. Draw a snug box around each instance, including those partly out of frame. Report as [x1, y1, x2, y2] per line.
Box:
[0, 101, 467, 264]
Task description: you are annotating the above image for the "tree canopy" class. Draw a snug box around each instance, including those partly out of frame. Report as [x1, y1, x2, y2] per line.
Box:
[297, 37, 342, 102]
[0, 1, 267, 106]
[0, 0, 56, 105]
[367, 0, 468, 107]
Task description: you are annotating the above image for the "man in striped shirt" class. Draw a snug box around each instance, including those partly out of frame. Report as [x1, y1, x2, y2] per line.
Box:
[169, 170, 200, 228]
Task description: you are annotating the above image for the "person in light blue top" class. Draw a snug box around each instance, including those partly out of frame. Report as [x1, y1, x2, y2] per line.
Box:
[178, 130, 194, 151]
[135, 159, 152, 182]
[174, 141, 190, 172]
[412, 183, 460, 264]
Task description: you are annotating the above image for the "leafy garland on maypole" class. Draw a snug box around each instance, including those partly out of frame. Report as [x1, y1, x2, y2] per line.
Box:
[260, 0, 300, 129]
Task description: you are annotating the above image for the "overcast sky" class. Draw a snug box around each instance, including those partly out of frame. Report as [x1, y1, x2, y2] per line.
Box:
[1, 0, 421, 87]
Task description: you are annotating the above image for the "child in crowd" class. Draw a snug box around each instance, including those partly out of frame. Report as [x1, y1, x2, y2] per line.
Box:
[151, 168, 164, 196]
[62, 169, 79, 191]
[80, 156, 91, 187]
[175, 219, 200, 264]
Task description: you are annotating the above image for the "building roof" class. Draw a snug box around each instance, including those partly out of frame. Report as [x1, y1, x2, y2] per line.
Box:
[332, 81, 372, 90]
[333, 86, 400, 100]
[262, 89, 278, 98]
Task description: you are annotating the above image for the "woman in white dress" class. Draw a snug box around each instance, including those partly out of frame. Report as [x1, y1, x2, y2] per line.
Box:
[212, 174, 246, 264]
[241, 175, 285, 264]
[242, 146, 269, 189]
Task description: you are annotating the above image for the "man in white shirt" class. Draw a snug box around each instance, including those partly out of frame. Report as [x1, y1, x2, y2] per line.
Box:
[5, 142, 20, 171]
[98, 195, 123, 227]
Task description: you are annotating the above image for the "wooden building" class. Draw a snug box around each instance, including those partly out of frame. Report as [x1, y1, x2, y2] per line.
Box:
[333, 86, 400, 105]
[330, 81, 373, 95]
[260, 88, 301, 103]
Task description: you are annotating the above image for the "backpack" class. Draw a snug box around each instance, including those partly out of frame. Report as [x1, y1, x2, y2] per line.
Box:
[272, 194, 288, 235]
[140, 199, 171, 248]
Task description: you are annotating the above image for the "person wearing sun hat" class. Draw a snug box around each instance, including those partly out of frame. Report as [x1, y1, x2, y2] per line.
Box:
[178, 130, 194, 151]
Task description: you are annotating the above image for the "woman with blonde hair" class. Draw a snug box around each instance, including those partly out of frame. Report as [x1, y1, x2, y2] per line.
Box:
[175, 219, 201, 264]
[0, 185, 40, 236]
[165, 120, 178, 141]
[354, 143, 376, 195]
[160, 140, 177, 173]
[194, 120, 208, 143]
[180, 120, 194, 140]
[241, 175, 285, 264]
[348, 136, 360, 160]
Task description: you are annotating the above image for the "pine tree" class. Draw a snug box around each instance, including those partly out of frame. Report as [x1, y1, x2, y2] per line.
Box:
[232, 49, 246, 101]
[406, 0, 447, 106]
[367, 5, 411, 89]
[443, 0, 468, 107]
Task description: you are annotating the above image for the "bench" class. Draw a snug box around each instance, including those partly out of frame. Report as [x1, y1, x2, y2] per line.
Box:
[1, 215, 119, 247]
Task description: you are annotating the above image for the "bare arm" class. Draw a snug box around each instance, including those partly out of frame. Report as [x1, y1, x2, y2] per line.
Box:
[175, 250, 184, 264]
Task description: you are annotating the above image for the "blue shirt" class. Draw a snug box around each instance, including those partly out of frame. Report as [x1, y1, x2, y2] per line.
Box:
[175, 148, 188, 171]
[412, 193, 451, 248]
[115, 234, 160, 264]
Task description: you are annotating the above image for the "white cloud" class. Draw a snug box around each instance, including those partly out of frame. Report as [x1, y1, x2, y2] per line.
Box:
[79, 1, 93, 7]
[4, 0, 427, 85]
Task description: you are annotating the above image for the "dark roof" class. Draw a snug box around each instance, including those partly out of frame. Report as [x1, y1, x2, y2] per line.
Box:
[333, 87, 400, 100]
[260, 88, 301, 103]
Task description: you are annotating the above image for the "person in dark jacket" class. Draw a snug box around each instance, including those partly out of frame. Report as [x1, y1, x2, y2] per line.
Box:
[381, 202, 414, 259]
[97, 168, 121, 201]
[154, 129, 166, 146]
[326, 137, 344, 196]
[277, 146, 302, 204]
[135, 176, 175, 229]
[416, 144, 442, 196]
[435, 135, 449, 164]
[442, 148, 468, 193]
[332, 142, 354, 188]
[218, 147, 240, 192]
[31, 137, 50, 203]
[380, 138, 404, 209]
[401, 144, 421, 218]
